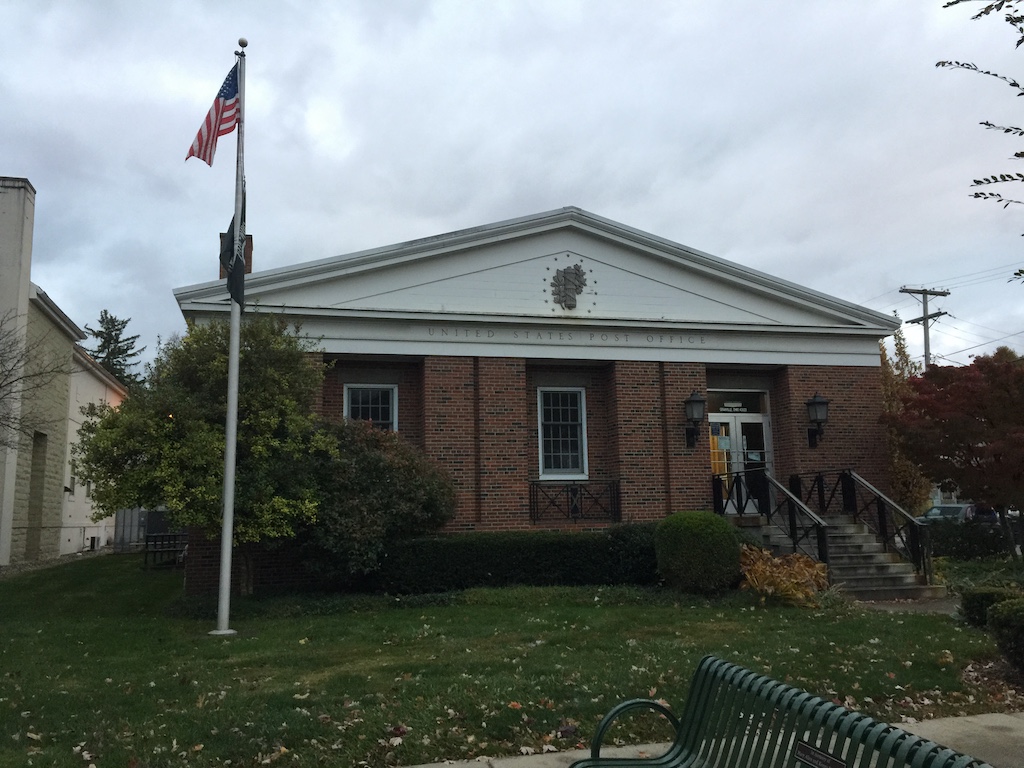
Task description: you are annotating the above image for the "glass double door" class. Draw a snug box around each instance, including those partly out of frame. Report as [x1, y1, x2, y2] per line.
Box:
[710, 414, 771, 514]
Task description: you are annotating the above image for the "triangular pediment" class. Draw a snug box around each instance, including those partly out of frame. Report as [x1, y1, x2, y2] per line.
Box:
[176, 208, 897, 336]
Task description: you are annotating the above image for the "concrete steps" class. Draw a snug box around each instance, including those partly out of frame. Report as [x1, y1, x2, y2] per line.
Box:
[760, 515, 947, 602]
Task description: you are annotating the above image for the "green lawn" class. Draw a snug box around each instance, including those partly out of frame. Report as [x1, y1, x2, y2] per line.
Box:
[0, 555, 1014, 767]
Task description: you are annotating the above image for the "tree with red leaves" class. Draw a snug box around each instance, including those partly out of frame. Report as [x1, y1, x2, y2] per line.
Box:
[895, 346, 1023, 560]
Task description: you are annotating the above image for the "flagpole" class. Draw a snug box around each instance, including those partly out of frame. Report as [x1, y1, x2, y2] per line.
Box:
[212, 38, 247, 637]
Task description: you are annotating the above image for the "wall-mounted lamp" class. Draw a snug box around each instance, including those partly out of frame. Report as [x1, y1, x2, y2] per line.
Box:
[806, 393, 829, 448]
[684, 390, 707, 448]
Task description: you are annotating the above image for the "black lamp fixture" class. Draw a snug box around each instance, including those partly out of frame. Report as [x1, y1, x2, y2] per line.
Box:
[806, 392, 829, 448]
[684, 390, 707, 448]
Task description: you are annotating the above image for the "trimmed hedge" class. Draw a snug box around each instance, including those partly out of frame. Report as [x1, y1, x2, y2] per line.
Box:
[607, 522, 659, 585]
[959, 586, 1024, 627]
[988, 597, 1024, 674]
[375, 524, 658, 594]
[655, 511, 741, 595]
[929, 520, 1005, 560]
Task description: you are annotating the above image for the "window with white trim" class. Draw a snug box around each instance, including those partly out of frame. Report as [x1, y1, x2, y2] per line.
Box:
[538, 387, 588, 478]
[344, 384, 398, 431]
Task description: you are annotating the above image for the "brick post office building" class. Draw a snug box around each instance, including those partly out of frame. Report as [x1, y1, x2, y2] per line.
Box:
[175, 207, 899, 560]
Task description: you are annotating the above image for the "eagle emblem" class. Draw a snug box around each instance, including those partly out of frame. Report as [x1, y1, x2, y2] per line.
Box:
[551, 263, 587, 309]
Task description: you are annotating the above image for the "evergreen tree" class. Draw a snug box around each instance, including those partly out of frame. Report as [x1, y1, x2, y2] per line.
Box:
[84, 310, 145, 388]
[75, 314, 324, 544]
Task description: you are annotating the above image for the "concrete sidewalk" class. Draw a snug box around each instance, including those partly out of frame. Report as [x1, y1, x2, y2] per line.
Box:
[408, 712, 1024, 768]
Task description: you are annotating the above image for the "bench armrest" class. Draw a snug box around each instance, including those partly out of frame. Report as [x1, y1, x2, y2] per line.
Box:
[589, 698, 682, 761]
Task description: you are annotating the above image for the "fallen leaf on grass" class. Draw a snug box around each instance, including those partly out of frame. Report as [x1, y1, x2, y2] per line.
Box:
[259, 746, 289, 764]
[519, 746, 535, 755]
[26, 732, 41, 742]
[542, 745, 558, 753]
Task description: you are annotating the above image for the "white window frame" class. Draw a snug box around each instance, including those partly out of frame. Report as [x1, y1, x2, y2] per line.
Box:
[537, 387, 589, 480]
[344, 384, 398, 431]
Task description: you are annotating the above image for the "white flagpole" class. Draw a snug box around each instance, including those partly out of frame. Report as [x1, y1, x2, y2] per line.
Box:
[212, 38, 247, 637]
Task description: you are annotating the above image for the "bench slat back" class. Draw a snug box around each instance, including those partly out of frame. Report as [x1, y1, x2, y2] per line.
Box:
[674, 656, 992, 768]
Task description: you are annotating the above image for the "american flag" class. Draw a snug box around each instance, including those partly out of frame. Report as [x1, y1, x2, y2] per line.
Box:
[186, 64, 240, 166]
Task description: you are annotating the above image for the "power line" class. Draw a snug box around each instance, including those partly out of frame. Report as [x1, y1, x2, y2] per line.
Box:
[934, 328, 1024, 358]
[931, 260, 1023, 285]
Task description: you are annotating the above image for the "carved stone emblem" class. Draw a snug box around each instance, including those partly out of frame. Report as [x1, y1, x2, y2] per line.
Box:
[551, 263, 587, 309]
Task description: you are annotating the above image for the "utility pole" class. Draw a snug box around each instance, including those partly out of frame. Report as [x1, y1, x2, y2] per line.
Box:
[899, 286, 950, 371]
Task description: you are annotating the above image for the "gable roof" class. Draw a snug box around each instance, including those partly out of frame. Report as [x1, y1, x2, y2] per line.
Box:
[175, 207, 898, 366]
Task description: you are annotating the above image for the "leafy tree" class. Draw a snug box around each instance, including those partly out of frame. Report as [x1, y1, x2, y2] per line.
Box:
[0, 310, 70, 450]
[74, 314, 326, 544]
[879, 325, 933, 514]
[894, 346, 1024, 560]
[84, 310, 145, 388]
[76, 314, 456, 587]
[300, 418, 456, 581]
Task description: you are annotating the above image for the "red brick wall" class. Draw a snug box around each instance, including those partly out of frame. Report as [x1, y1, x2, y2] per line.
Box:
[661, 363, 711, 513]
[423, 356, 480, 529]
[770, 364, 889, 493]
[183, 355, 890, 596]
[611, 361, 709, 522]
[611, 361, 666, 520]
[183, 529, 316, 597]
[476, 358, 531, 530]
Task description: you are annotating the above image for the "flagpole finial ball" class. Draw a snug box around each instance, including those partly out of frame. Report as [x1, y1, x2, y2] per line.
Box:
[238, 37, 248, 48]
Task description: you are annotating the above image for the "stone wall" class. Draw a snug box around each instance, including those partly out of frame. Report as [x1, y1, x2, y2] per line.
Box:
[8, 303, 73, 563]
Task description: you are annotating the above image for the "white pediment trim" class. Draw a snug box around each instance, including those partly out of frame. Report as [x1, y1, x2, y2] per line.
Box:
[175, 208, 898, 367]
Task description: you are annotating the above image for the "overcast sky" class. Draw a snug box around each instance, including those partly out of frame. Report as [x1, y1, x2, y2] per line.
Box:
[4, 0, 1024, 370]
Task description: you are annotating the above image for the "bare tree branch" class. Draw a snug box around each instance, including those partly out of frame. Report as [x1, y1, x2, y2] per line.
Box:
[0, 310, 72, 450]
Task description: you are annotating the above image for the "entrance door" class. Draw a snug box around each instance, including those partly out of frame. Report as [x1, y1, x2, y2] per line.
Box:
[710, 414, 771, 514]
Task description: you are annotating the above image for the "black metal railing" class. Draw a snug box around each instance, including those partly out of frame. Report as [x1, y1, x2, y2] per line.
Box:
[529, 480, 621, 524]
[712, 470, 830, 565]
[789, 470, 933, 583]
[144, 532, 188, 569]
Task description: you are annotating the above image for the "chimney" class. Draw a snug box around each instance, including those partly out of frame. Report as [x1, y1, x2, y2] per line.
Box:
[0, 177, 36, 324]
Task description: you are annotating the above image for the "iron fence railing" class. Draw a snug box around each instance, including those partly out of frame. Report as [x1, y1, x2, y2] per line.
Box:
[788, 470, 933, 584]
[529, 480, 621, 524]
[712, 469, 830, 565]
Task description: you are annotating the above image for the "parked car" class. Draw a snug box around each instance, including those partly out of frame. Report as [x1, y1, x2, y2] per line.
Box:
[918, 503, 997, 524]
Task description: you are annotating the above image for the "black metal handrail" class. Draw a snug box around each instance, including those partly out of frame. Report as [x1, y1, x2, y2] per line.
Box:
[789, 469, 933, 583]
[712, 470, 830, 565]
[529, 480, 621, 524]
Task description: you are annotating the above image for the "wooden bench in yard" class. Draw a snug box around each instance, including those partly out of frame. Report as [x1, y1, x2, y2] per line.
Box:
[570, 655, 992, 768]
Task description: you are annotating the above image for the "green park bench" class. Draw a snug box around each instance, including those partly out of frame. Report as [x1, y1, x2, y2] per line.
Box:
[570, 655, 991, 768]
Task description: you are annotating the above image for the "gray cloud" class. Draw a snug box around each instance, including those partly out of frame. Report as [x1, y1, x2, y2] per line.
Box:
[3, 0, 1024, 367]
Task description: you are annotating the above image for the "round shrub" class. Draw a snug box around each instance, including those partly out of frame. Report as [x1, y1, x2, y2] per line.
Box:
[960, 586, 1024, 627]
[655, 511, 741, 594]
[988, 597, 1024, 674]
[299, 419, 456, 582]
